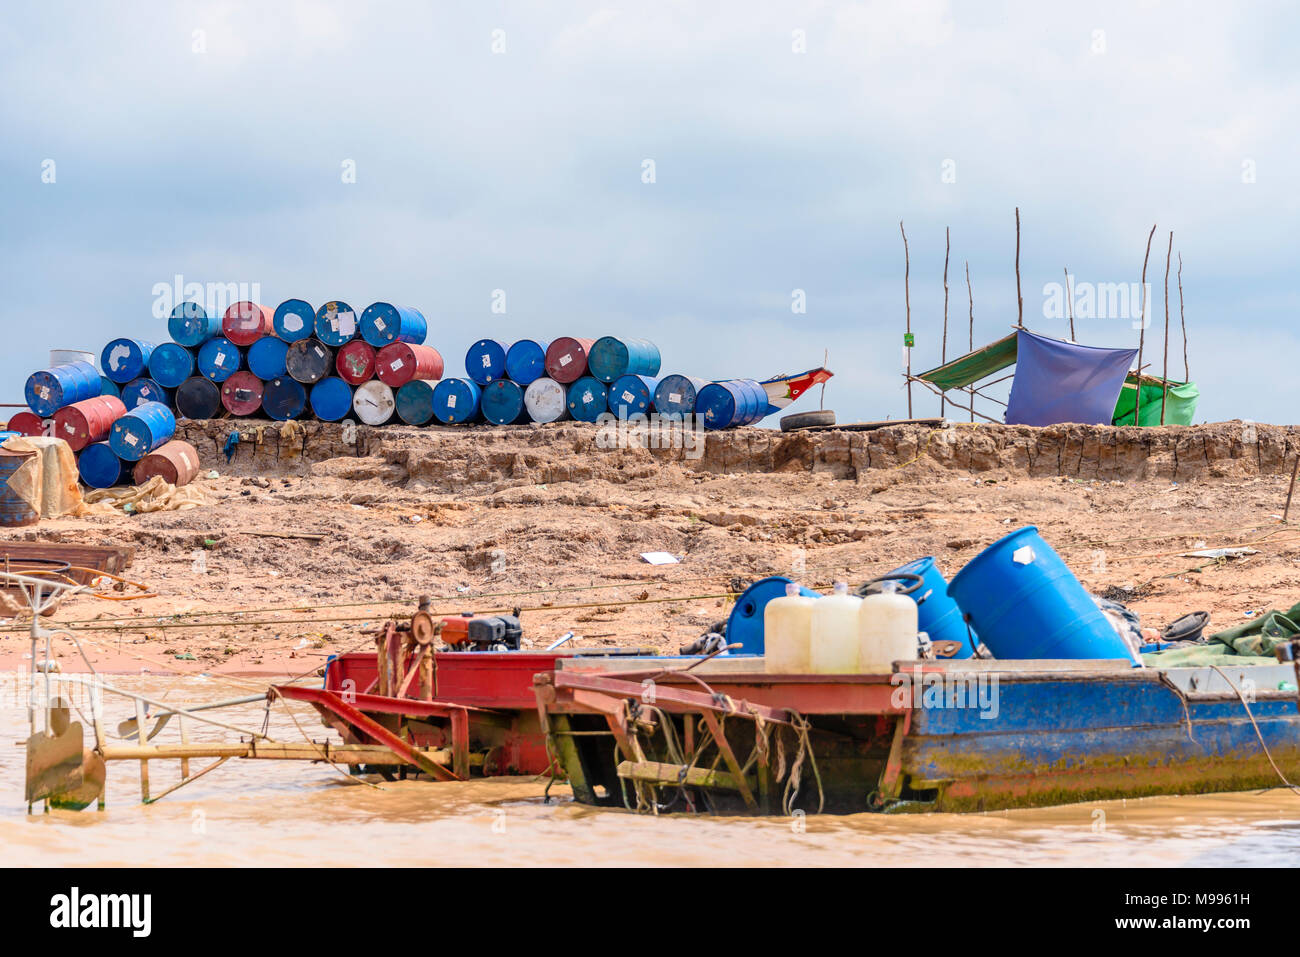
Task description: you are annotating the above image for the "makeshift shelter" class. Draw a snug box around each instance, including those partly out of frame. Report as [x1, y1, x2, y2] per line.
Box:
[916, 328, 1195, 428]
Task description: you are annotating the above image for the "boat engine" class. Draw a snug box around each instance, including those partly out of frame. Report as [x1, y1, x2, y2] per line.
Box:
[440, 613, 523, 652]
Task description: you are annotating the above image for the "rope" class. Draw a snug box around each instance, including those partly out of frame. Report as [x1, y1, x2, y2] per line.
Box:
[781, 713, 824, 816]
[1209, 665, 1300, 797]
[268, 688, 384, 791]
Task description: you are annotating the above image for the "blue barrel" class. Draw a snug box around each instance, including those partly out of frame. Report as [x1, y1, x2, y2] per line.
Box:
[121, 378, 171, 410]
[98, 376, 120, 398]
[109, 401, 176, 461]
[609, 374, 659, 418]
[314, 301, 359, 347]
[360, 303, 427, 348]
[78, 441, 125, 489]
[309, 378, 354, 422]
[262, 377, 307, 421]
[101, 338, 155, 384]
[168, 302, 221, 348]
[431, 378, 481, 424]
[197, 337, 243, 383]
[653, 374, 708, 418]
[247, 336, 290, 380]
[696, 379, 766, 430]
[504, 339, 549, 385]
[394, 380, 435, 425]
[480, 379, 527, 425]
[465, 339, 508, 385]
[147, 343, 195, 388]
[883, 557, 976, 659]
[587, 336, 662, 383]
[567, 376, 608, 423]
[273, 299, 316, 343]
[947, 526, 1140, 663]
[25, 361, 101, 417]
[0, 432, 19, 444]
[727, 576, 821, 655]
[0, 449, 39, 527]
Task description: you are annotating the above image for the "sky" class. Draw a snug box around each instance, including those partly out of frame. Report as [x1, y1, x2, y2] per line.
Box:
[1, 1, 1295, 425]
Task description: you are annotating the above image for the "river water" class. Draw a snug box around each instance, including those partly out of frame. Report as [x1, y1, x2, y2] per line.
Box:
[5, 673, 1300, 867]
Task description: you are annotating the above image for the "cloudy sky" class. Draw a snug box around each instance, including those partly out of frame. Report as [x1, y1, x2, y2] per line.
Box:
[1, 2, 1293, 425]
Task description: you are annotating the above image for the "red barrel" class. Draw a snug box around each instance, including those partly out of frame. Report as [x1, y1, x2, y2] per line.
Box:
[52, 396, 127, 451]
[375, 343, 444, 387]
[545, 337, 596, 384]
[7, 411, 46, 437]
[220, 370, 265, 416]
[222, 302, 274, 346]
[336, 340, 378, 385]
[133, 439, 201, 488]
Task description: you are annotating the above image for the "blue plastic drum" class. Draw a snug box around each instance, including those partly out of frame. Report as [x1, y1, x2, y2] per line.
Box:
[272, 299, 316, 343]
[465, 339, 508, 386]
[309, 378, 354, 422]
[247, 336, 290, 380]
[504, 339, 549, 385]
[109, 401, 176, 461]
[587, 336, 662, 383]
[147, 343, 195, 388]
[431, 378, 482, 424]
[882, 556, 976, 659]
[947, 526, 1141, 664]
[696, 379, 767, 430]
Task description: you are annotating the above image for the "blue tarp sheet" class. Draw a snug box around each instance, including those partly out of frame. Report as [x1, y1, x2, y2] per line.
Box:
[1004, 330, 1137, 427]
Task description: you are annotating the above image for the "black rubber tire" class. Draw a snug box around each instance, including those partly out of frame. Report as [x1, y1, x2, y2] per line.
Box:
[780, 410, 836, 432]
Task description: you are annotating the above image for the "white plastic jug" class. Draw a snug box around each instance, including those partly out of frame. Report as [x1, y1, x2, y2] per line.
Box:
[810, 582, 862, 673]
[858, 580, 920, 673]
[764, 583, 817, 674]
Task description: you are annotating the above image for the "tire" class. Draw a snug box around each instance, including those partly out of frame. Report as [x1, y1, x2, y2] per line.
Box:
[780, 410, 836, 432]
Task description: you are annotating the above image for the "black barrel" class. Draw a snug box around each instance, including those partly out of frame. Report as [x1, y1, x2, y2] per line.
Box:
[175, 376, 222, 420]
[285, 338, 334, 385]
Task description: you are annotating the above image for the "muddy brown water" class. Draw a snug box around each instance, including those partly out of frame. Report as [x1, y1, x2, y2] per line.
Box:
[4, 673, 1300, 866]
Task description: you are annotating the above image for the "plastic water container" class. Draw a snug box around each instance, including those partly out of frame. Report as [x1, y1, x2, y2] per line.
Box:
[197, 337, 243, 383]
[505, 339, 549, 385]
[465, 339, 507, 385]
[247, 336, 290, 380]
[314, 301, 359, 347]
[653, 374, 708, 418]
[566, 376, 607, 423]
[726, 576, 821, 655]
[883, 557, 976, 658]
[147, 342, 196, 388]
[809, 582, 862, 673]
[109, 402, 176, 461]
[858, 580, 920, 673]
[947, 526, 1141, 664]
[523, 378, 568, 423]
[431, 378, 482, 424]
[310, 378, 354, 422]
[168, 302, 220, 347]
[764, 583, 818, 674]
[272, 299, 316, 343]
[360, 303, 426, 348]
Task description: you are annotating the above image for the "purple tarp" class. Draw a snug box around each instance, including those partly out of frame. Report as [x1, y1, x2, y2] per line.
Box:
[1004, 330, 1137, 427]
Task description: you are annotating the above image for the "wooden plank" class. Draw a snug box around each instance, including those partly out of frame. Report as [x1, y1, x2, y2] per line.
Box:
[617, 760, 740, 791]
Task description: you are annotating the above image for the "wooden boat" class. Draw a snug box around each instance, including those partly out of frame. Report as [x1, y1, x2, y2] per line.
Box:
[759, 367, 832, 416]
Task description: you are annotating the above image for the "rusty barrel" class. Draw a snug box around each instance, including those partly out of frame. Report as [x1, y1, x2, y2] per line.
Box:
[132, 439, 201, 488]
[52, 395, 127, 451]
[221, 371, 265, 416]
[7, 411, 47, 437]
[286, 339, 334, 385]
[0, 448, 39, 527]
[376, 343, 444, 387]
[545, 337, 596, 384]
[336, 340, 377, 385]
[175, 376, 222, 420]
[222, 301, 273, 346]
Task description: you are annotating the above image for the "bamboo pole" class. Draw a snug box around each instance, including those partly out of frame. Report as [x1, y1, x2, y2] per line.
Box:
[1133, 224, 1158, 424]
[1064, 267, 1075, 339]
[941, 227, 950, 418]
[965, 261, 975, 422]
[901, 220, 912, 417]
[1161, 230, 1173, 425]
[1014, 207, 1023, 328]
[1178, 252, 1189, 381]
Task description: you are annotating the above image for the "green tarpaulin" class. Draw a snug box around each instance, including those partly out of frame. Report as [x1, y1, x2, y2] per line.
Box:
[916, 332, 1018, 392]
[1111, 375, 1199, 426]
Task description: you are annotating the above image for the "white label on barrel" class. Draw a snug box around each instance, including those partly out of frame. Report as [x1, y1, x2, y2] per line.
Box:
[669, 392, 681, 403]
[64, 422, 76, 434]
[315, 346, 325, 358]
[124, 432, 139, 446]
[447, 395, 457, 408]
[582, 390, 593, 403]
[374, 317, 387, 331]
[391, 358, 404, 371]
[37, 386, 50, 400]
[328, 315, 338, 331]
[559, 354, 572, 366]
[284, 314, 304, 332]
[622, 391, 634, 402]
[1013, 546, 1035, 565]
[339, 312, 356, 335]
[213, 353, 225, 367]
[481, 354, 491, 368]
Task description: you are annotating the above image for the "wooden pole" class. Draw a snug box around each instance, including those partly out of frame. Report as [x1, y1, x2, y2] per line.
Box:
[1178, 252, 1189, 381]
[941, 227, 950, 418]
[1161, 230, 1173, 425]
[1133, 224, 1158, 424]
[1014, 208, 1023, 328]
[1286, 456, 1300, 524]
[1064, 267, 1075, 340]
[966, 261, 975, 422]
[901, 220, 912, 418]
